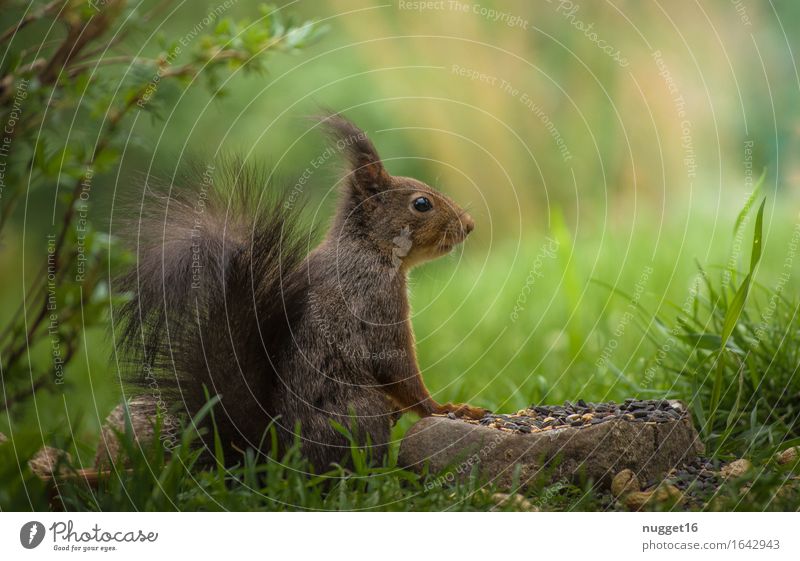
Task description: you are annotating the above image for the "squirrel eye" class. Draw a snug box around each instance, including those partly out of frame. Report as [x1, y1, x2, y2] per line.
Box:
[412, 196, 433, 212]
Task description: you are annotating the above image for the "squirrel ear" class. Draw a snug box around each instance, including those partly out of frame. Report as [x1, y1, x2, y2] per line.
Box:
[318, 112, 390, 199]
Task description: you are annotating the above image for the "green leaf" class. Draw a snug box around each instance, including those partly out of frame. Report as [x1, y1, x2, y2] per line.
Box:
[719, 198, 765, 346]
[745, 351, 760, 391]
[709, 361, 724, 429]
[749, 197, 766, 274]
[695, 260, 719, 315]
[732, 169, 765, 237]
[678, 332, 744, 354]
[721, 273, 751, 345]
[691, 398, 709, 439]
[203, 386, 227, 489]
[726, 361, 745, 429]
[679, 332, 720, 350]
[215, 19, 231, 35]
[33, 138, 47, 172]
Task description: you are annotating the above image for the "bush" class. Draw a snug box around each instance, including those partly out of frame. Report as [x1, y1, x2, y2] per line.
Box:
[0, 0, 324, 417]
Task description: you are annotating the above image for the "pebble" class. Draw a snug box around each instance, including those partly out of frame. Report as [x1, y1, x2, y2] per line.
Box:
[611, 469, 640, 498]
[721, 458, 751, 479]
[624, 491, 653, 510]
[490, 492, 539, 512]
[624, 484, 682, 510]
[28, 446, 72, 478]
[776, 447, 799, 465]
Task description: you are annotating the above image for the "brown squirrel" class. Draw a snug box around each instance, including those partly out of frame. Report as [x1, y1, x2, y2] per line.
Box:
[114, 113, 487, 470]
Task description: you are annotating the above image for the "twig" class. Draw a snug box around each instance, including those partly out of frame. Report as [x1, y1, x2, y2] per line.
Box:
[1, 374, 49, 412]
[66, 55, 160, 77]
[0, 0, 62, 45]
[0, 66, 152, 374]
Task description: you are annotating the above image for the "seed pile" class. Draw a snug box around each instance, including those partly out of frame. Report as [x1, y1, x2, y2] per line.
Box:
[656, 456, 722, 500]
[445, 399, 687, 434]
[605, 456, 729, 510]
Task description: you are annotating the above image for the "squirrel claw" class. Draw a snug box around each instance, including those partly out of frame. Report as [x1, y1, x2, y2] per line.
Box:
[441, 403, 490, 420]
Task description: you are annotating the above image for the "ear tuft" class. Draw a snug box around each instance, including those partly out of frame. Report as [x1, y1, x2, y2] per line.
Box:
[317, 111, 390, 196]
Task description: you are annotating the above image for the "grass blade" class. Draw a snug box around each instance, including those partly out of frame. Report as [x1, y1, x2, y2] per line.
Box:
[721, 272, 751, 345]
[720, 199, 765, 345]
[732, 169, 765, 237]
[749, 198, 766, 273]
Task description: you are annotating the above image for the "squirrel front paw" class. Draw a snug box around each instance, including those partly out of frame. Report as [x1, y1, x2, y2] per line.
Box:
[439, 402, 490, 420]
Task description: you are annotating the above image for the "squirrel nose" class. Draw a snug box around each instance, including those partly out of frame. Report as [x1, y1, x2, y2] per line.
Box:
[461, 213, 475, 235]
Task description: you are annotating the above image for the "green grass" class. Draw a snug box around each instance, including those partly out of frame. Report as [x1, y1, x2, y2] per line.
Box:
[639, 199, 800, 460]
[2, 201, 799, 511]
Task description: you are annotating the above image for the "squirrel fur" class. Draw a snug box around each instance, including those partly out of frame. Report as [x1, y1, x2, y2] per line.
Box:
[115, 113, 487, 470]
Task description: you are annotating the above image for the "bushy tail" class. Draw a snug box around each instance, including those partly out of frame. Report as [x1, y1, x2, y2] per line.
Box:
[114, 159, 308, 460]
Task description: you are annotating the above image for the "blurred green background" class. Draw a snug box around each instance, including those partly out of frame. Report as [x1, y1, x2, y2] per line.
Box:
[1, 0, 799, 465]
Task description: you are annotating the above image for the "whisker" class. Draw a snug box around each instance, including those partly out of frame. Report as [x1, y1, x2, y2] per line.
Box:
[438, 230, 449, 251]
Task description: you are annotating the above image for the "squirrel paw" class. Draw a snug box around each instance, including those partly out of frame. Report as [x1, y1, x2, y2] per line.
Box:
[439, 403, 490, 420]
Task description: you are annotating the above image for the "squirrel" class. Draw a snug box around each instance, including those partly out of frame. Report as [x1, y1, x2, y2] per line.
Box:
[113, 113, 488, 470]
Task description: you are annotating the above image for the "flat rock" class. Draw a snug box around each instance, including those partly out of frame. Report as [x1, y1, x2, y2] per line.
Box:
[399, 400, 704, 490]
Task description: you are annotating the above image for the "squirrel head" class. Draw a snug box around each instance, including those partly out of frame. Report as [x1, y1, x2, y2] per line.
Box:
[321, 113, 474, 272]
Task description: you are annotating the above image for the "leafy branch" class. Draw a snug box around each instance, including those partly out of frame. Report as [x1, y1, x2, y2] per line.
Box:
[0, 0, 325, 410]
